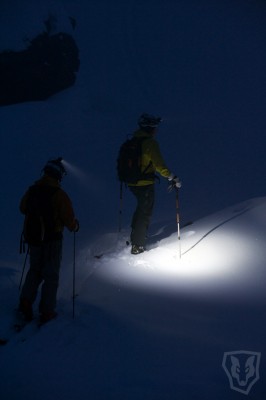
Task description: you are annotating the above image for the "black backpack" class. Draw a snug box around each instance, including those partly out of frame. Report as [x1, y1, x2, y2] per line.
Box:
[117, 136, 153, 184]
[22, 185, 60, 246]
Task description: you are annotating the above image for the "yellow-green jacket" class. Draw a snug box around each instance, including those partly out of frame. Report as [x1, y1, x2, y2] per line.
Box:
[128, 129, 171, 186]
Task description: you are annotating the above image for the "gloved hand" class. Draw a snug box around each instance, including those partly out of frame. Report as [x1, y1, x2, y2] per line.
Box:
[168, 174, 182, 192]
[73, 219, 80, 233]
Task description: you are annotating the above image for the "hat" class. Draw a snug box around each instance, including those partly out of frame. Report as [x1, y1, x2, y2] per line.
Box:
[138, 113, 162, 128]
[43, 157, 66, 181]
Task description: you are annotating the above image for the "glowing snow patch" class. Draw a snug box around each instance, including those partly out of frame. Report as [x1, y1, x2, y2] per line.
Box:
[85, 199, 266, 299]
[92, 228, 252, 298]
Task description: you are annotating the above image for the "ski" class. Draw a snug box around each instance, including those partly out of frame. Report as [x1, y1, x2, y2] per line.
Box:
[0, 311, 38, 345]
[13, 319, 33, 333]
[12, 309, 34, 332]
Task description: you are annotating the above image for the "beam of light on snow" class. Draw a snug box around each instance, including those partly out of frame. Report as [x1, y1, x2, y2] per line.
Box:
[83, 199, 266, 301]
[90, 225, 256, 299]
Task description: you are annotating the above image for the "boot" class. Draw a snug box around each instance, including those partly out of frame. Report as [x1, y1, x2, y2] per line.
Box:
[39, 311, 58, 325]
[19, 298, 33, 321]
[131, 245, 145, 255]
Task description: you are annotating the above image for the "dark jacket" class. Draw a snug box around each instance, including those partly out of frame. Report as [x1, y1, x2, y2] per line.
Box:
[20, 175, 77, 233]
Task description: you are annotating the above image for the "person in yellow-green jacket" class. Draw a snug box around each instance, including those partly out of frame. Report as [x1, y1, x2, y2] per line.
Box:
[128, 113, 181, 255]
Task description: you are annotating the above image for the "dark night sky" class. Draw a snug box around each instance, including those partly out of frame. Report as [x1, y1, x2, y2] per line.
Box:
[0, 0, 266, 260]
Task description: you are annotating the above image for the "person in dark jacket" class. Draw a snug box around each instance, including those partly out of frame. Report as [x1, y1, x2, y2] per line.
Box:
[128, 113, 181, 255]
[19, 157, 79, 324]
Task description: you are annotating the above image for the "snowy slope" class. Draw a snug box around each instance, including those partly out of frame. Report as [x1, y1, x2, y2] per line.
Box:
[1, 197, 266, 399]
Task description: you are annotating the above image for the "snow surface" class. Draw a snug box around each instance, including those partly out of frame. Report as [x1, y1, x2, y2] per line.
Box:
[1, 197, 266, 399]
[1, 0, 266, 399]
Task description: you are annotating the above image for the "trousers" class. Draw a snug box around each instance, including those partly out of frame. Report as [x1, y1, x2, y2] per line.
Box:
[130, 184, 155, 247]
[20, 239, 62, 314]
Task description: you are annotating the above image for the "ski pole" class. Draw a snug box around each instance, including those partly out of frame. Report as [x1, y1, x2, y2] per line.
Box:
[19, 246, 29, 291]
[175, 188, 181, 259]
[72, 231, 76, 319]
[118, 181, 123, 232]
